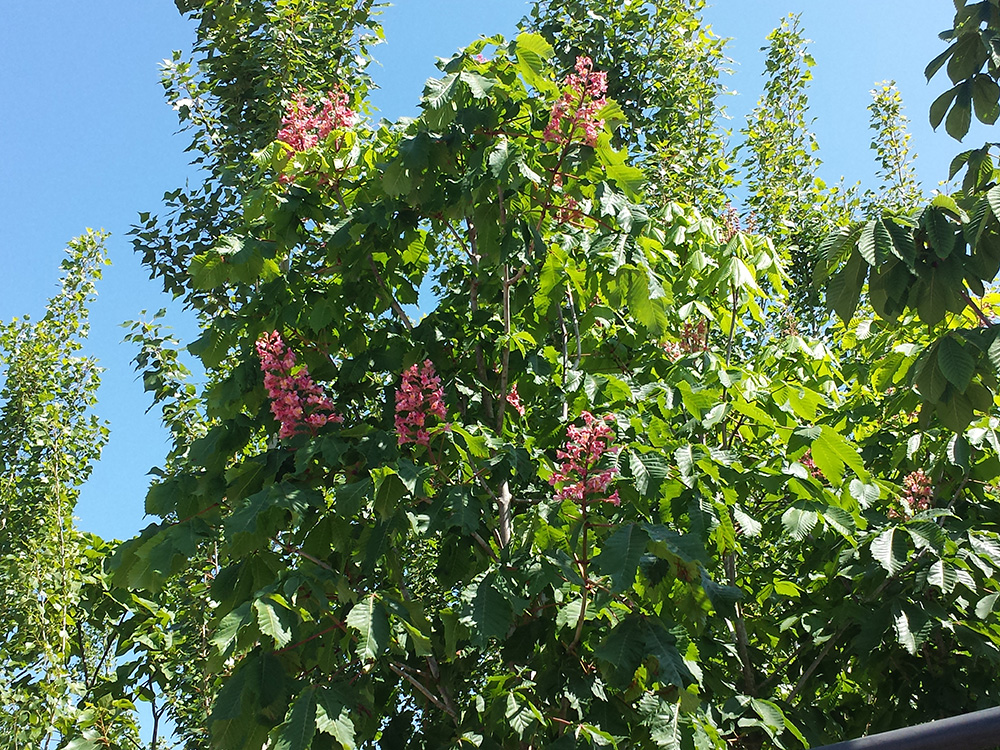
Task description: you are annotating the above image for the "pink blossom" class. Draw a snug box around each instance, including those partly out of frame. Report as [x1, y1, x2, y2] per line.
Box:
[277, 88, 355, 152]
[902, 469, 933, 513]
[544, 56, 608, 148]
[556, 196, 583, 225]
[256, 331, 343, 439]
[549, 411, 620, 507]
[395, 360, 449, 447]
[506, 383, 526, 417]
[801, 450, 824, 481]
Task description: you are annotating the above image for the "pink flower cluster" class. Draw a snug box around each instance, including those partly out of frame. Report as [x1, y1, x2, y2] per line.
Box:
[506, 383, 526, 417]
[801, 450, 824, 480]
[902, 469, 933, 512]
[277, 88, 355, 152]
[544, 56, 608, 147]
[549, 411, 620, 507]
[256, 332, 343, 439]
[395, 360, 448, 447]
[663, 320, 710, 361]
[681, 319, 708, 354]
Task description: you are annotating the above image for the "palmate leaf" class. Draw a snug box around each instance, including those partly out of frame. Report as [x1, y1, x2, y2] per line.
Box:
[594, 524, 649, 593]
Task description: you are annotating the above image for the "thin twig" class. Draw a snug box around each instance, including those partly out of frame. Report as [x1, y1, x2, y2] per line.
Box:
[389, 662, 457, 720]
[368, 256, 413, 330]
[961, 289, 993, 328]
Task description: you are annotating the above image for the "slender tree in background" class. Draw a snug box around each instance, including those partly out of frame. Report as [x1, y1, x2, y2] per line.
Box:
[0, 234, 143, 749]
[5, 2, 1000, 749]
[521, 0, 733, 212]
[865, 81, 923, 214]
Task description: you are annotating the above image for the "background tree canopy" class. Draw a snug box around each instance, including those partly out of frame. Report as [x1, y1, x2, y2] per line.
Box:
[3, 1, 1000, 749]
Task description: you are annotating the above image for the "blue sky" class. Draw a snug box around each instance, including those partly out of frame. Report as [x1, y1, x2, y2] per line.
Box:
[0, 0, 981, 543]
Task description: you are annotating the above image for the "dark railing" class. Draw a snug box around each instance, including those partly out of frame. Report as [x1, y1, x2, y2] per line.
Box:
[814, 706, 1000, 750]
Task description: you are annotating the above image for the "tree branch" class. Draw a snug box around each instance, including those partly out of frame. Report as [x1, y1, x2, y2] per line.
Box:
[368, 255, 413, 330]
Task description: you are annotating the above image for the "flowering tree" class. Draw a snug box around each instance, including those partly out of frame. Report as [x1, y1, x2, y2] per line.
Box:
[6, 1, 1000, 749]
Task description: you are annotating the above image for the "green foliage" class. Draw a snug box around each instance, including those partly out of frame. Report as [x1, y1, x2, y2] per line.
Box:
[866, 81, 923, 213]
[0, 234, 143, 749]
[9, 2, 1000, 749]
[521, 0, 733, 212]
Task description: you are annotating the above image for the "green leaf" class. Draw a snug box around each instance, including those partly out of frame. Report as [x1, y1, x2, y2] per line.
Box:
[973, 75, 1000, 124]
[459, 71, 494, 99]
[937, 392, 975, 432]
[595, 524, 649, 593]
[938, 335, 977, 392]
[514, 32, 555, 93]
[945, 81, 973, 141]
[892, 605, 920, 655]
[213, 601, 254, 655]
[642, 523, 706, 563]
[644, 620, 693, 687]
[928, 559, 958, 593]
[857, 220, 877, 265]
[699, 570, 743, 617]
[975, 592, 1000, 619]
[467, 576, 513, 642]
[811, 425, 869, 486]
[969, 532, 1000, 567]
[781, 506, 818, 541]
[274, 688, 318, 750]
[871, 528, 908, 574]
[629, 450, 671, 497]
[255, 597, 293, 648]
[905, 520, 946, 553]
[828, 248, 868, 323]
[595, 616, 645, 688]
[347, 595, 389, 662]
[316, 687, 357, 749]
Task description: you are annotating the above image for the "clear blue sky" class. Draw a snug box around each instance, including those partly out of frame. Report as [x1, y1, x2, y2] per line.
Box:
[0, 0, 980, 543]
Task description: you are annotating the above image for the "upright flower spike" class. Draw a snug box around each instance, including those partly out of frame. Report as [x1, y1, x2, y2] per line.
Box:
[395, 360, 448, 447]
[549, 411, 620, 506]
[506, 383, 526, 417]
[544, 56, 608, 148]
[277, 88, 355, 152]
[902, 469, 933, 512]
[256, 332, 343, 439]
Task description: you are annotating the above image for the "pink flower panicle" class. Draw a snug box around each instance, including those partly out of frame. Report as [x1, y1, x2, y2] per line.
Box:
[256, 332, 343, 439]
[680, 319, 708, 354]
[395, 360, 448, 447]
[902, 469, 933, 513]
[277, 88, 355, 152]
[506, 383, 526, 417]
[801, 450, 824, 481]
[544, 56, 608, 148]
[549, 411, 620, 507]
